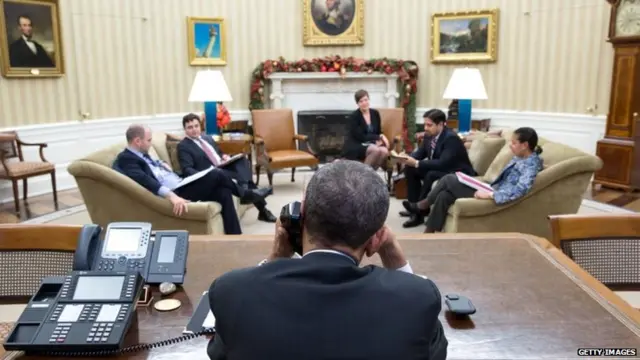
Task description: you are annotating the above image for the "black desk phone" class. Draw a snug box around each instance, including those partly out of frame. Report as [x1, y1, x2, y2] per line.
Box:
[73, 222, 189, 284]
[2, 271, 209, 356]
[3, 271, 145, 354]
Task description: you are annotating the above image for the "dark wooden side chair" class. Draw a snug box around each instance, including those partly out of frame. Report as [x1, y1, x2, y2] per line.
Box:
[0, 131, 57, 214]
[0, 224, 81, 303]
[548, 214, 640, 295]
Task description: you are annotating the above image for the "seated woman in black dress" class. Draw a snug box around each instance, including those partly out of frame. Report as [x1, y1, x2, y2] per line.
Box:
[341, 89, 390, 170]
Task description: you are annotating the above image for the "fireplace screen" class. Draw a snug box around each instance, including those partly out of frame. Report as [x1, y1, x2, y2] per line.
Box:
[297, 110, 351, 163]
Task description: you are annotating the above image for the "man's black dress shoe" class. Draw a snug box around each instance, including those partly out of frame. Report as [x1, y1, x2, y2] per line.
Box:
[402, 200, 430, 216]
[240, 187, 273, 205]
[399, 210, 411, 217]
[258, 209, 277, 223]
[402, 214, 424, 228]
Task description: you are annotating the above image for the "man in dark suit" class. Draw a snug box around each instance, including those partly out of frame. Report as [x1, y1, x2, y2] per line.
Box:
[397, 109, 476, 228]
[177, 113, 276, 223]
[207, 160, 448, 360]
[9, 15, 55, 68]
[114, 124, 271, 235]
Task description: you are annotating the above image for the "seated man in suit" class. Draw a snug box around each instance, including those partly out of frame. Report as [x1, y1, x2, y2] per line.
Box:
[115, 124, 270, 235]
[177, 113, 276, 223]
[397, 109, 476, 228]
[207, 160, 448, 360]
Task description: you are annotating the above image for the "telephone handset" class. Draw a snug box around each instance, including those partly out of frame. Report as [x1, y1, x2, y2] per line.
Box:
[73, 222, 189, 285]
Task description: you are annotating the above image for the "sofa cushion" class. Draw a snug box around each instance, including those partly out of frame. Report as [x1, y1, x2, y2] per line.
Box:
[165, 134, 184, 173]
[468, 136, 506, 176]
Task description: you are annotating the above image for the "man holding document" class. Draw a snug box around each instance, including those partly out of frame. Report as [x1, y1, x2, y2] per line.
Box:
[178, 113, 277, 223]
[115, 125, 271, 234]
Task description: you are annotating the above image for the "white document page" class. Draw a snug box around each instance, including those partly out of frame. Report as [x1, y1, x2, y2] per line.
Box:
[174, 166, 214, 189]
[203, 311, 216, 329]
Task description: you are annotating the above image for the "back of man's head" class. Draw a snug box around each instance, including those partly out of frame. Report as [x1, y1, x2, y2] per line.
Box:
[303, 160, 389, 250]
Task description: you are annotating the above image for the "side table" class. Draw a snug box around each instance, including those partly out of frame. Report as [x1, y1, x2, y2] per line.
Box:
[213, 134, 253, 168]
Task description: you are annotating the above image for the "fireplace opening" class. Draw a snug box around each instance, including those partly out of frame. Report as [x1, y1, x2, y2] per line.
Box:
[297, 110, 351, 163]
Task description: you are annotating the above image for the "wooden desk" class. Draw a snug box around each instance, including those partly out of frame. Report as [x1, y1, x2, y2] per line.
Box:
[3, 233, 640, 359]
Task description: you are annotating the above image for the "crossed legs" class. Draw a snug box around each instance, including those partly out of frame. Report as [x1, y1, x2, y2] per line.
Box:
[364, 144, 389, 170]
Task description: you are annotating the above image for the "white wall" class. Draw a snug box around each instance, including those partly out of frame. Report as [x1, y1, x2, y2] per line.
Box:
[0, 109, 605, 204]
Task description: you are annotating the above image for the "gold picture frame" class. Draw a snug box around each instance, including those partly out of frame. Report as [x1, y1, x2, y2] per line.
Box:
[186, 16, 227, 66]
[0, 0, 64, 78]
[431, 9, 499, 64]
[303, 0, 364, 46]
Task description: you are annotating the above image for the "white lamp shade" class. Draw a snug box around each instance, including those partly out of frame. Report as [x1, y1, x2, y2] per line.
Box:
[442, 68, 488, 100]
[188, 70, 233, 102]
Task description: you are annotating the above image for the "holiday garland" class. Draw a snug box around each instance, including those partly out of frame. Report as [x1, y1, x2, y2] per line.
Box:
[248, 55, 419, 151]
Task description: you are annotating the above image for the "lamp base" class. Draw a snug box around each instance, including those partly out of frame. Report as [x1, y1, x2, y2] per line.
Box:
[204, 102, 219, 135]
[457, 99, 472, 133]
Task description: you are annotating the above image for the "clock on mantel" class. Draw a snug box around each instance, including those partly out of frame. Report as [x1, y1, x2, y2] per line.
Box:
[593, 0, 640, 191]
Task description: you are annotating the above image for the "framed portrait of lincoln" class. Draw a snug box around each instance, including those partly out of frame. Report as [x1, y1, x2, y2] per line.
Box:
[0, 0, 64, 77]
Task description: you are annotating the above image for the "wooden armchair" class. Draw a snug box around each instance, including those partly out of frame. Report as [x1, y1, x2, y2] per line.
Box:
[250, 109, 319, 187]
[0, 131, 57, 214]
[548, 214, 640, 293]
[379, 108, 405, 189]
[0, 224, 81, 302]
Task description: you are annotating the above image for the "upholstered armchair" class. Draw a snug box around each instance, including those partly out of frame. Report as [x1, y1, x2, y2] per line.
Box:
[250, 109, 319, 187]
[378, 108, 405, 188]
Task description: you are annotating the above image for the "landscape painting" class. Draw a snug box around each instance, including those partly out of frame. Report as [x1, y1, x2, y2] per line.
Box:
[431, 9, 499, 64]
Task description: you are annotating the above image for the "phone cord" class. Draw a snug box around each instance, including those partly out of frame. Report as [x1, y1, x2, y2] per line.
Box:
[31, 331, 210, 357]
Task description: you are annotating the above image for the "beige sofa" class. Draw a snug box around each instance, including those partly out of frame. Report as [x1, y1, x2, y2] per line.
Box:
[68, 132, 250, 235]
[440, 129, 603, 239]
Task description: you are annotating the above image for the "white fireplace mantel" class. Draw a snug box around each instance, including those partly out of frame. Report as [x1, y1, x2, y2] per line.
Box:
[266, 72, 400, 115]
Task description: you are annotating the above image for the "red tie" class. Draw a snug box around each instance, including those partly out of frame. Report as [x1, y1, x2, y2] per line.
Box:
[197, 138, 220, 166]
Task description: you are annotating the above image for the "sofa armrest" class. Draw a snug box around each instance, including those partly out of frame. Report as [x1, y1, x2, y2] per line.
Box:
[68, 160, 221, 221]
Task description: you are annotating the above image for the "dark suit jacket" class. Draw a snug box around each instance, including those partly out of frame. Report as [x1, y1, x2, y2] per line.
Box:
[177, 136, 224, 176]
[9, 39, 54, 68]
[114, 148, 170, 195]
[342, 108, 382, 159]
[207, 252, 448, 360]
[412, 127, 476, 175]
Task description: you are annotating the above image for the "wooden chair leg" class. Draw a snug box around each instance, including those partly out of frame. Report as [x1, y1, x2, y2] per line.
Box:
[291, 168, 296, 182]
[11, 180, 19, 214]
[51, 171, 58, 209]
[267, 171, 273, 187]
[22, 178, 28, 200]
[255, 165, 261, 186]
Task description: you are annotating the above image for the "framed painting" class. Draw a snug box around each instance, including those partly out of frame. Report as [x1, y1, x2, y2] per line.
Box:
[0, 0, 64, 78]
[187, 16, 226, 66]
[303, 0, 364, 46]
[431, 9, 499, 64]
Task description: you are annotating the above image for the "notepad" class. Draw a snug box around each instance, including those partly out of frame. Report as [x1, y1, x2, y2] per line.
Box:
[183, 291, 215, 334]
[217, 153, 244, 168]
[455, 172, 493, 193]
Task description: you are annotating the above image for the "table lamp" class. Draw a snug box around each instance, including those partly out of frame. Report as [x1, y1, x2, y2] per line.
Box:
[188, 70, 233, 135]
[442, 68, 488, 133]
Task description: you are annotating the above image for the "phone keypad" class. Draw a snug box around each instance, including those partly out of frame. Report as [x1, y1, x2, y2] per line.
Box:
[49, 324, 71, 343]
[86, 322, 114, 343]
[97, 259, 116, 271]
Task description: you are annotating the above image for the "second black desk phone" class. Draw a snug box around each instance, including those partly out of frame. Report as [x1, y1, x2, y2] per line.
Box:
[73, 222, 189, 285]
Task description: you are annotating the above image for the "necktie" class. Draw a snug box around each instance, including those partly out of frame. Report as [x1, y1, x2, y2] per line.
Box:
[197, 138, 220, 166]
[430, 137, 437, 158]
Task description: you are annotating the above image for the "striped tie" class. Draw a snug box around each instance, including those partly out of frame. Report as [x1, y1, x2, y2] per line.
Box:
[430, 137, 436, 158]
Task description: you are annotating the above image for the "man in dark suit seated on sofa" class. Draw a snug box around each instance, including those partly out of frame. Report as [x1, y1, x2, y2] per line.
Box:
[177, 113, 276, 223]
[114, 124, 271, 234]
[206, 160, 448, 360]
[397, 109, 476, 228]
